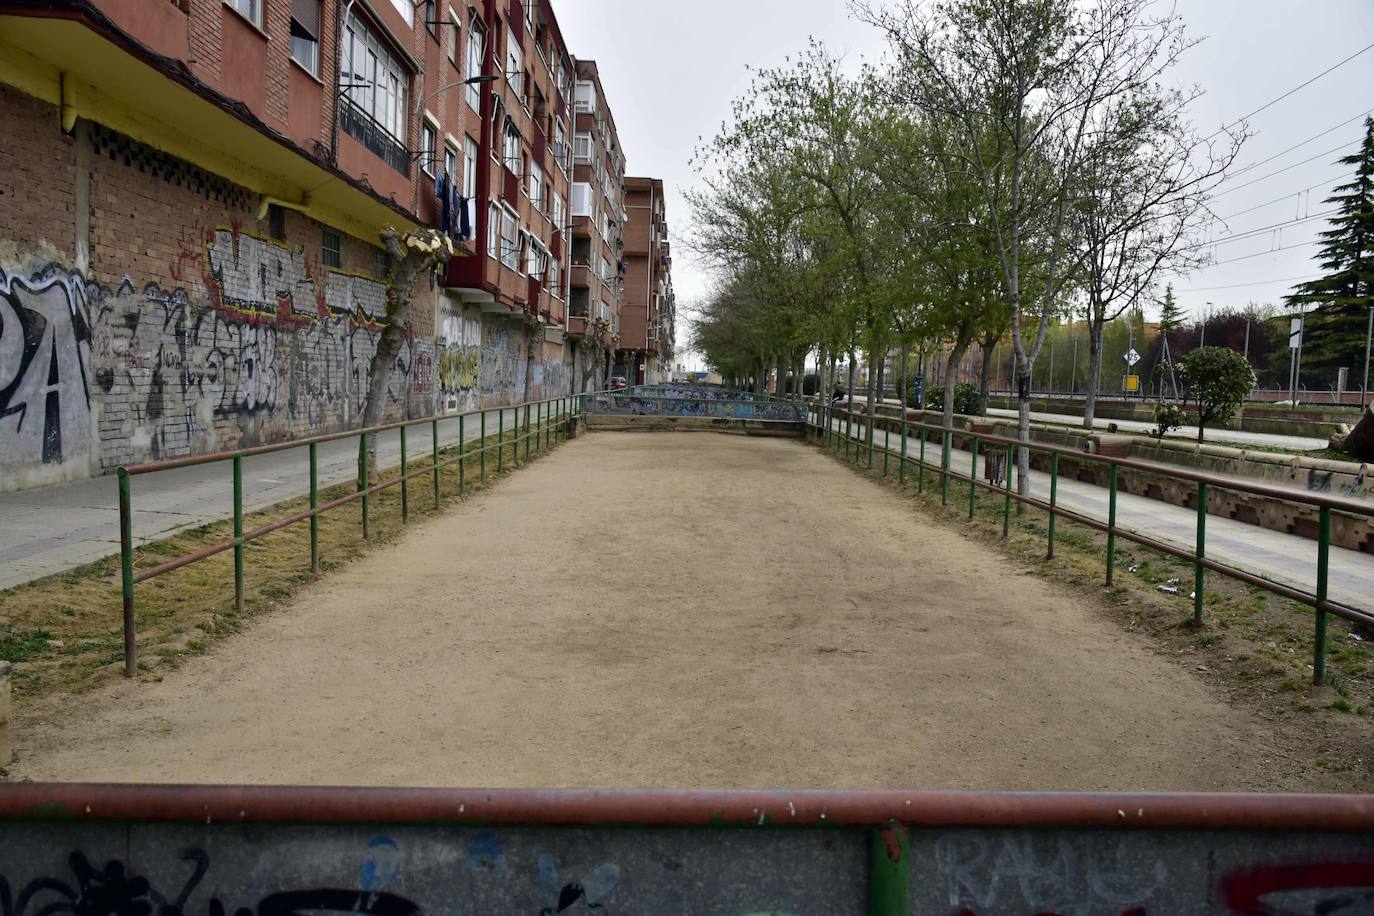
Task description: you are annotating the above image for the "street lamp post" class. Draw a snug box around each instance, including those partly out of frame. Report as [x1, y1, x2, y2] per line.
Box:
[1364, 305, 1373, 405]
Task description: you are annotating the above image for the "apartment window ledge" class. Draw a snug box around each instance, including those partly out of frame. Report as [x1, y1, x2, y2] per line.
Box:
[289, 56, 324, 85]
[222, 2, 269, 40]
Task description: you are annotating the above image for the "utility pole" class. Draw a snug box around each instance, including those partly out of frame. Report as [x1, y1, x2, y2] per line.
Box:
[1243, 318, 1250, 362]
[1071, 328, 1078, 395]
[1364, 305, 1373, 405]
[1201, 301, 1211, 349]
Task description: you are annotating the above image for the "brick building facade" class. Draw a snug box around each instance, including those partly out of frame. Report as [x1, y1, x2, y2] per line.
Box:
[620, 176, 675, 385]
[0, 0, 671, 492]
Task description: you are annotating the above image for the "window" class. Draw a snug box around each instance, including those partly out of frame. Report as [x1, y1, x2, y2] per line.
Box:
[571, 182, 591, 217]
[420, 120, 437, 175]
[443, 143, 457, 182]
[225, 0, 261, 27]
[554, 119, 567, 169]
[267, 204, 285, 241]
[463, 136, 479, 199]
[447, 9, 460, 64]
[488, 202, 500, 259]
[574, 80, 595, 113]
[573, 132, 592, 163]
[503, 120, 522, 174]
[289, 0, 320, 74]
[506, 27, 523, 99]
[322, 229, 343, 268]
[552, 192, 564, 229]
[600, 255, 611, 285]
[373, 249, 388, 278]
[424, 0, 436, 35]
[387, 0, 413, 26]
[548, 256, 560, 298]
[500, 206, 519, 270]
[529, 161, 543, 209]
[341, 12, 410, 143]
[466, 18, 486, 110]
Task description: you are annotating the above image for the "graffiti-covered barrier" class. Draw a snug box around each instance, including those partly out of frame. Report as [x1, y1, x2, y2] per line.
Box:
[0, 786, 1371, 915]
[0, 86, 570, 493]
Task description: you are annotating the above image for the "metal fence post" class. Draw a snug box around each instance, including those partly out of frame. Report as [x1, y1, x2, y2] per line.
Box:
[117, 467, 136, 678]
[1194, 480, 1207, 627]
[480, 411, 487, 481]
[232, 453, 244, 612]
[431, 419, 441, 508]
[459, 415, 467, 495]
[360, 432, 370, 540]
[309, 442, 320, 575]
[1047, 451, 1059, 560]
[868, 824, 910, 916]
[498, 409, 505, 473]
[1002, 443, 1013, 538]
[523, 404, 531, 464]
[400, 424, 409, 524]
[1314, 506, 1331, 686]
[941, 430, 951, 506]
[968, 436, 980, 518]
[882, 420, 890, 476]
[918, 427, 926, 493]
[1106, 462, 1119, 586]
[899, 417, 908, 485]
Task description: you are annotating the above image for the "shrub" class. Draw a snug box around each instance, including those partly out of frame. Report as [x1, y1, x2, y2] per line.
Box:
[1153, 402, 1187, 438]
[925, 382, 981, 416]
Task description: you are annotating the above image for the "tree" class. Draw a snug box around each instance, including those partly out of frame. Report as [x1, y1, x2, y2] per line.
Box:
[1285, 117, 1374, 378]
[1179, 346, 1254, 443]
[859, 0, 1223, 495]
[360, 227, 454, 482]
[1158, 284, 1184, 331]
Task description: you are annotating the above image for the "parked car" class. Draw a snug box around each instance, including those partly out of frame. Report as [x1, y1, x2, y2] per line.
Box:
[610, 376, 628, 390]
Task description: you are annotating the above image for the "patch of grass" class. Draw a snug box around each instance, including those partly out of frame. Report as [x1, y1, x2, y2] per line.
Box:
[0, 423, 571, 705]
[1331, 699, 1354, 713]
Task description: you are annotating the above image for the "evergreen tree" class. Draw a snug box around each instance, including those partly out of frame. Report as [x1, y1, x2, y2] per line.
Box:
[1157, 284, 1184, 331]
[1285, 117, 1374, 375]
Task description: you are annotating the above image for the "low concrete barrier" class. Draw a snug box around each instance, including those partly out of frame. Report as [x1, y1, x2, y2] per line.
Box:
[0, 786, 1370, 914]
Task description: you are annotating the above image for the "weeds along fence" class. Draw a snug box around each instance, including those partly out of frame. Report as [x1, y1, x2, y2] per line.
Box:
[811, 403, 1374, 687]
[116, 396, 583, 677]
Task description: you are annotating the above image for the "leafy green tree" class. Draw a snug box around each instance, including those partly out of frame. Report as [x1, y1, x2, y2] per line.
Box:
[1285, 116, 1374, 378]
[1179, 346, 1255, 443]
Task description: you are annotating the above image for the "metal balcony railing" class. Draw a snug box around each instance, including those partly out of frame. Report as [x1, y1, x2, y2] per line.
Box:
[339, 99, 411, 175]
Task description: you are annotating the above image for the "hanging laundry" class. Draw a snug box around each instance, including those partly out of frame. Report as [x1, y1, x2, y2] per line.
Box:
[457, 194, 473, 240]
[438, 171, 452, 235]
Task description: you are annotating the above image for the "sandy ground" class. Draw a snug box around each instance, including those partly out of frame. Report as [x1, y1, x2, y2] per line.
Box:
[14, 431, 1290, 790]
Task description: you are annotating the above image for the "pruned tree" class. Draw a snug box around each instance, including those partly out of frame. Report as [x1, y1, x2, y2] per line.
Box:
[1179, 345, 1254, 442]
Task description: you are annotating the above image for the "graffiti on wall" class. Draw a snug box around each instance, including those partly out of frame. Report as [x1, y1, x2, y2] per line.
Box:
[0, 265, 96, 470]
[438, 309, 482, 413]
[480, 320, 527, 407]
[2, 227, 417, 482]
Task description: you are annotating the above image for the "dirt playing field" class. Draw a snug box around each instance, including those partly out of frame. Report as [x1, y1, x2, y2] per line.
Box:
[13, 431, 1300, 789]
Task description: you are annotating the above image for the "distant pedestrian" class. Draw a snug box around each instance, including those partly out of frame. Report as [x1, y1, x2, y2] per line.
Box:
[831, 382, 846, 403]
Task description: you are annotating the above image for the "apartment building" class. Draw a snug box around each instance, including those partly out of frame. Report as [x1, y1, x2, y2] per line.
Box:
[0, 0, 576, 491]
[620, 176, 675, 385]
[566, 60, 626, 393]
[441, 0, 575, 411]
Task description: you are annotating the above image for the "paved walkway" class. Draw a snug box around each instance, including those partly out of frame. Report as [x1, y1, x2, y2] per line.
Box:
[984, 407, 1327, 451]
[829, 416, 1373, 612]
[0, 406, 556, 590]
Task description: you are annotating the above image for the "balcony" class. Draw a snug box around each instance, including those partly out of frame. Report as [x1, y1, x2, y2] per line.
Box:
[340, 99, 410, 175]
[570, 262, 594, 289]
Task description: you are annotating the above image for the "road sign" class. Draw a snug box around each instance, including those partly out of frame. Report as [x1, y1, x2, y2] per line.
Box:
[1290, 317, 1303, 350]
[1124, 374, 1140, 393]
[1125, 348, 1141, 367]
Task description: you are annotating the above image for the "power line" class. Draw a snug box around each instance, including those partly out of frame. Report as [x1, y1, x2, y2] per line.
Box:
[1214, 172, 1353, 221]
[1203, 238, 1320, 268]
[1176, 273, 1320, 293]
[1211, 139, 1363, 198]
[1203, 42, 1374, 142]
[1189, 208, 1338, 254]
[1224, 109, 1373, 179]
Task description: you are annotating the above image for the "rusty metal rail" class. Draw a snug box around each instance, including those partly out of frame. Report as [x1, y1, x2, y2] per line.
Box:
[116, 396, 582, 678]
[0, 784, 1370, 914]
[813, 403, 1374, 686]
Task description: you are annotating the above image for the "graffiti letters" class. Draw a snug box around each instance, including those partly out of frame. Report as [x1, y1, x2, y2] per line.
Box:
[0, 265, 95, 468]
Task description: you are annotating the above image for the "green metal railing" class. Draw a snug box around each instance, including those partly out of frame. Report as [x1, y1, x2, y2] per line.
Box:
[116, 396, 582, 677]
[810, 402, 1373, 687]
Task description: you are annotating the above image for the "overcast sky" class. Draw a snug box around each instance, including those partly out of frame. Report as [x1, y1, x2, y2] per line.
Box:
[554, 1, 1374, 367]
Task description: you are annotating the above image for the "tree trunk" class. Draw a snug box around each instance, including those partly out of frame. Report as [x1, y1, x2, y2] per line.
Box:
[1333, 400, 1374, 460]
[1082, 314, 1106, 430]
[977, 336, 995, 416]
[863, 338, 880, 466]
[899, 343, 910, 464]
[775, 351, 786, 398]
[942, 338, 971, 431]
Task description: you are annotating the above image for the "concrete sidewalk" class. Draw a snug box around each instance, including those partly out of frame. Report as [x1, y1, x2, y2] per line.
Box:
[830, 417, 1373, 612]
[984, 407, 1328, 451]
[0, 405, 551, 590]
